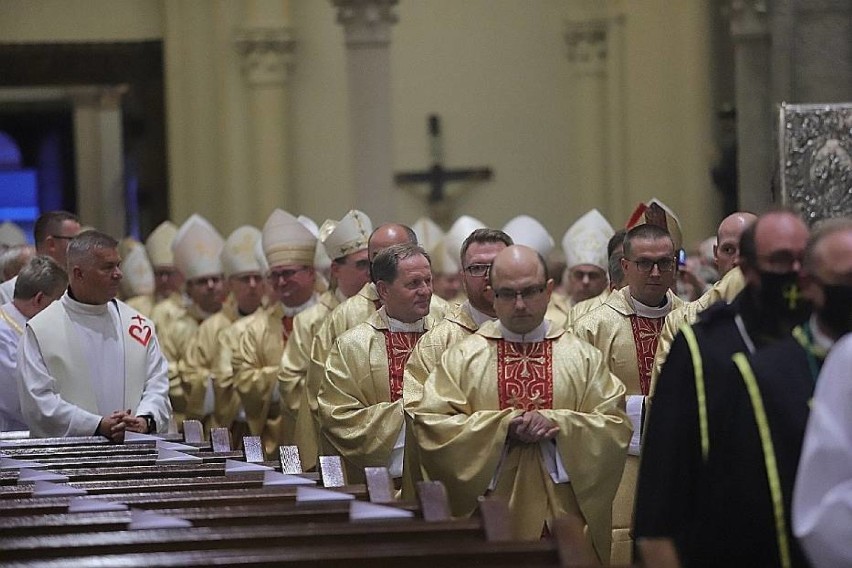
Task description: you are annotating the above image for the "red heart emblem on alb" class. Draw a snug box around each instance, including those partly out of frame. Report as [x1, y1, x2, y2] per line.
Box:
[129, 324, 152, 347]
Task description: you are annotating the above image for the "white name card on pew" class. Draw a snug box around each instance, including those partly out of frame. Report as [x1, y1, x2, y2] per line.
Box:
[156, 449, 202, 463]
[1, 457, 49, 470]
[17, 468, 69, 483]
[156, 440, 197, 452]
[296, 486, 356, 502]
[128, 509, 192, 530]
[224, 459, 272, 474]
[262, 470, 316, 487]
[124, 431, 163, 443]
[31, 480, 87, 497]
[68, 497, 128, 513]
[350, 501, 415, 521]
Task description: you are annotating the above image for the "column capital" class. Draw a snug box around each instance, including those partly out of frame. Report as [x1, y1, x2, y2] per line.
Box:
[331, 0, 398, 47]
[726, 0, 769, 39]
[565, 20, 609, 76]
[66, 85, 128, 110]
[234, 26, 296, 86]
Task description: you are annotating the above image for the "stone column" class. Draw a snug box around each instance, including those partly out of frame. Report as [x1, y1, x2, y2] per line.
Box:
[728, 0, 773, 212]
[565, 16, 629, 225]
[70, 86, 127, 239]
[332, 0, 398, 224]
[234, 0, 296, 217]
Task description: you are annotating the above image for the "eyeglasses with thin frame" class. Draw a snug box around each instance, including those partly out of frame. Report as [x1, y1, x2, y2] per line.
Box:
[464, 263, 491, 277]
[267, 266, 311, 281]
[493, 284, 547, 302]
[627, 257, 676, 273]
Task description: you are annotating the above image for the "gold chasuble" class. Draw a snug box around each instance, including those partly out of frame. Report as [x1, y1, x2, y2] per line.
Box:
[412, 320, 629, 563]
[213, 312, 258, 436]
[651, 266, 746, 392]
[570, 285, 682, 564]
[281, 289, 341, 470]
[149, 292, 189, 420]
[544, 291, 571, 329]
[125, 294, 154, 318]
[564, 289, 611, 331]
[157, 302, 208, 427]
[304, 283, 450, 458]
[401, 301, 493, 498]
[318, 308, 439, 483]
[179, 294, 242, 426]
[232, 295, 317, 458]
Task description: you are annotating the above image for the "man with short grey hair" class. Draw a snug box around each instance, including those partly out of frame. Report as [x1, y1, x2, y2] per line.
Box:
[0, 256, 67, 431]
[18, 230, 171, 439]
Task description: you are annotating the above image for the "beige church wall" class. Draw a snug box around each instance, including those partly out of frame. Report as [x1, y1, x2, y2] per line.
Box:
[0, 0, 163, 43]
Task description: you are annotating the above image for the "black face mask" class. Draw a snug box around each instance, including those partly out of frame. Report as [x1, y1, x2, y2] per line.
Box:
[816, 283, 852, 338]
[757, 270, 811, 328]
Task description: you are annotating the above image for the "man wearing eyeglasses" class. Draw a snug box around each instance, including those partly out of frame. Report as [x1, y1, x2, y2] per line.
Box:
[180, 226, 265, 434]
[571, 222, 684, 563]
[0, 211, 80, 304]
[402, 228, 513, 496]
[635, 209, 815, 567]
[283, 210, 373, 471]
[412, 245, 630, 563]
[318, 243, 442, 484]
[232, 209, 319, 458]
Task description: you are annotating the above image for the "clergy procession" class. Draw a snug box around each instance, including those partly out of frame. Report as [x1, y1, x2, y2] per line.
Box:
[0, 200, 850, 568]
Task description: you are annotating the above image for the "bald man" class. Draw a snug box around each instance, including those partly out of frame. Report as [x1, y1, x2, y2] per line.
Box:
[411, 245, 629, 564]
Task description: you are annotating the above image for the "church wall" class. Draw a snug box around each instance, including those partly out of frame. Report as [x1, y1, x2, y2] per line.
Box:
[0, 0, 721, 247]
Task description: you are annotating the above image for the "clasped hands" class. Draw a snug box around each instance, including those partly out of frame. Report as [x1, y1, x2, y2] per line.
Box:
[507, 410, 559, 444]
[97, 409, 148, 443]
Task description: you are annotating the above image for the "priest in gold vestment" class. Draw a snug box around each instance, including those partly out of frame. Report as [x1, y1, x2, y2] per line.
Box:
[233, 209, 319, 458]
[412, 245, 630, 563]
[282, 210, 373, 470]
[570, 221, 683, 564]
[303, 224, 449, 458]
[318, 243, 441, 483]
[157, 215, 226, 427]
[180, 226, 264, 428]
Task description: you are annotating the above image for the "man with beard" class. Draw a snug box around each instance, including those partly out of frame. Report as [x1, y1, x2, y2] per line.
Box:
[635, 209, 814, 567]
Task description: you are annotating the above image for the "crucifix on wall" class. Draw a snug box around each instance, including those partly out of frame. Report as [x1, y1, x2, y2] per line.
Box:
[394, 114, 492, 225]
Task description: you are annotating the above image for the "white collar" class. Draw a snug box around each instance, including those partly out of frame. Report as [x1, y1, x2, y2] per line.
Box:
[281, 294, 317, 317]
[464, 301, 495, 327]
[63, 291, 110, 316]
[498, 320, 549, 343]
[628, 289, 672, 318]
[380, 306, 425, 333]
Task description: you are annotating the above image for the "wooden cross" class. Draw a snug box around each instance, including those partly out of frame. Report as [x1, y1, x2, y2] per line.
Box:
[394, 114, 492, 220]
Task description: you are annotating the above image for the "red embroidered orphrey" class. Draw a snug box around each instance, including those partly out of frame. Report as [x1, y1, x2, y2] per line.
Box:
[383, 330, 423, 402]
[497, 340, 554, 411]
[629, 315, 665, 395]
[281, 315, 294, 343]
[128, 314, 152, 347]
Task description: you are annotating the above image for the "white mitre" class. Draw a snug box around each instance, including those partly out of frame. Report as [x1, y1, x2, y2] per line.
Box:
[120, 240, 155, 297]
[172, 214, 225, 280]
[145, 221, 178, 268]
[262, 209, 317, 268]
[431, 238, 460, 275]
[444, 215, 486, 265]
[323, 210, 372, 261]
[253, 236, 269, 274]
[503, 215, 555, 257]
[411, 217, 444, 251]
[562, 209, 615, 271]
[0, 221, 27, 247]
[298, 214, 331, 273]
[221, 226, 263, 278]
